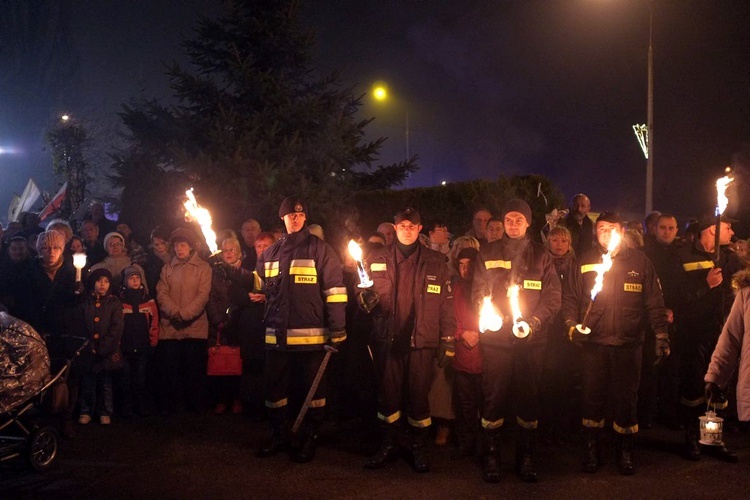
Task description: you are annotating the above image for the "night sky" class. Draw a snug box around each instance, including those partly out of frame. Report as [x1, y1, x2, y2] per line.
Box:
[2, 1, 749, 229]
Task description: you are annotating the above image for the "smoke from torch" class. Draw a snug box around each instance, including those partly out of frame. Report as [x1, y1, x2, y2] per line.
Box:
[576, 229, 622, 334]
[183, 188, 218, 254]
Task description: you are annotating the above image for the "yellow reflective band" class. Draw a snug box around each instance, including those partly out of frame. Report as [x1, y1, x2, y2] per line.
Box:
[371, 263, 387, 272]
[613, 422, 639, 435]
[517, 417, 538, 429]
[680, 396, 706, 407]
[294, 275, 317, 284]
[378, 411, 401, 423]
[265, 269, 279, 278]
[264, 261, 279, 278]
[427, 284, 441, 294]
[481, 417, 504, 429]
[582, 418, 606, 428]
[265, 334, 277, 344]
[309, 398, 326, 408]
[286, 336, 326, 345]
[324, 287, 348, 302]
[265, 398, 288, 409]
[624, 283, 643, 292]
[523, 280, 542, 290]
[445, 351, 455, 357]
[290, 266, 317, 276]
[683, 260, 714, 272]
[581, 264, 599, 274]
[485, 260, 512, 270]
[408, 416, 432, 428]
[326, 294, 347, 303]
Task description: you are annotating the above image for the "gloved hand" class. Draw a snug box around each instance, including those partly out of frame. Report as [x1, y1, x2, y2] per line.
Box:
[516, 316, 541, 338]
[357, 288, 380, 313]
[74, 281, 85, 295]
[705, 382, 725, 405]
[436, 336, 455, 368]
[655, 333, 670, 358]
[329, 329, 347, 346]
[565, 320, 578, 342]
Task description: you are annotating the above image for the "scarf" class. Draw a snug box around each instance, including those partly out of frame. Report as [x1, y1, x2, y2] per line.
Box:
[41, 257, 63, 281]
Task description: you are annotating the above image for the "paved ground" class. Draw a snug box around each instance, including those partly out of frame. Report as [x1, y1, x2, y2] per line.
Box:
[1, 413, 749, 498]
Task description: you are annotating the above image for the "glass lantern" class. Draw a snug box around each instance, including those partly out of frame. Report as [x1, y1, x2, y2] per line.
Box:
[698, 411, 723, 446]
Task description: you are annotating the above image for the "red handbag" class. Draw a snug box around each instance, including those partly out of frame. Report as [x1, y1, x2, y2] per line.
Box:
[207, 332, 243, 376]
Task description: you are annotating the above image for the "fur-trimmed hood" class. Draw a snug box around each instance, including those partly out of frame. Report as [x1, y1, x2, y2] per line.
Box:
[732, 268, 750, 292]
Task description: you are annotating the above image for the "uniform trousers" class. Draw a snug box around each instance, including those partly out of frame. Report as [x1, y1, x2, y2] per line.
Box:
[582, 343, 641, 433]
[264, 349, 326, 431]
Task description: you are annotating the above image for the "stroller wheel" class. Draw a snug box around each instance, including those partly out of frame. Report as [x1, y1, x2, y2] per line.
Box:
[27, 426, 59, 471]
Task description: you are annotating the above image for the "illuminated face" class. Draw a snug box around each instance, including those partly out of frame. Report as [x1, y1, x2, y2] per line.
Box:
[458, 258, 475, 279]
[719, 222, 734, 246]
[472, 210, 492, 238]
[596, 221, 623, 249]
[80, 222, 99, 242]
[221, 241, 241, 265]
[377, 223, 395, 245]
[152, 237, 169, 254]
[94, 276, 110, 297]
[70, 238, 85, 254]
[548, 234, 571, 257]
[127, 274, 142, 290]
[503, 211, 529, 240]
[254, 236, 274, 258]
[106, 237, 125, 257]
[395, 221, 422, 246]
[486, 221, 504, 243]
[429, 225, 449, 245]
[241, 220, 261, 245]
[571, 196, 591, 219]
[173, 241, 192, 259]
[282, 212, 306, 234]
[655, 217, 678, 245]
[39, 242, 63, 267]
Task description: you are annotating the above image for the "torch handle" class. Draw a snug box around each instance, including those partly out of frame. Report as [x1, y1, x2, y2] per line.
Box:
[75, 268, 82, 283]
[714, 214, 721, 263]
[579, 300, 594, 331]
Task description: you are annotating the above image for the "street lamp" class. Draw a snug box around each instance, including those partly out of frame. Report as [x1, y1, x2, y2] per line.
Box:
[371, 81, 410, 161]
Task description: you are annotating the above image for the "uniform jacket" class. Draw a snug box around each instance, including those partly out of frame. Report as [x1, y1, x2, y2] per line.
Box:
[156, 251, 212, 340]
[705, 269, 750, 420]
[562, 245, 668, 346]
[81, 293, 124, 372]
[364, 244, 455, 349]
[120, 287, 159, 352]
[472, 237, 561, 347]
[257, 227, 346, 351]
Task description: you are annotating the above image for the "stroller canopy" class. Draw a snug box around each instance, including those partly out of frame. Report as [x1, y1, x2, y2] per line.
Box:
[0, 312, 51, 413]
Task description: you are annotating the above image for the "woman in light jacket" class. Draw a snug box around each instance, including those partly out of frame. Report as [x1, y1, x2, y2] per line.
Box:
[156, 227, 212, 413]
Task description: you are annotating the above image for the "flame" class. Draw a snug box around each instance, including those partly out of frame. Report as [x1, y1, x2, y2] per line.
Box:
[183, 188, 218, 254]
[508, 284, 522, 323]
[348, 240, 363, 261]
[590, 230, 621, 301]
[478, 296, 503, 333]
[715, 175, 734, 216]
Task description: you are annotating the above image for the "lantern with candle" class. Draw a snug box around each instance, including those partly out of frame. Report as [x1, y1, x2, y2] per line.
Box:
[699, 410, 724, 446]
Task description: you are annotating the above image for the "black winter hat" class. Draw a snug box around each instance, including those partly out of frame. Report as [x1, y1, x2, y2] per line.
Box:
[279, 196, 307, 218]
[698, 213, 738, 232]
[87, 268, 113, 290]
[456, 247, 479, 261]
[394, 208, 421, 225]
[595, 211, 623, 226]
[502, 199, 532, 224]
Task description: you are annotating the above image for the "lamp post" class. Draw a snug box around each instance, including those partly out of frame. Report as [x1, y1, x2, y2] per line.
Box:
[372, 82, 410, 162]
[645, 0, 654, 215]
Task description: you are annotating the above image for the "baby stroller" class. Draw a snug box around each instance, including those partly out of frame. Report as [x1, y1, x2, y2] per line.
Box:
[0, 312, 65, 471]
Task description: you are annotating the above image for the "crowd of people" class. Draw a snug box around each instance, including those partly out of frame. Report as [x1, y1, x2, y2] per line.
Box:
[0, 195, 748, 483]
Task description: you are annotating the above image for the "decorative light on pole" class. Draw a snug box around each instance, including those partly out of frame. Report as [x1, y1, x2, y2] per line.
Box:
[631, 2, 654, 215]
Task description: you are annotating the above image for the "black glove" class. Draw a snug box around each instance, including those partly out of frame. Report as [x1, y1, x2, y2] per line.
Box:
[655, 333, 670, 358]
[436, 336, 455, 368]
[705, 382, 725, 405]
[329, 329, 347, 346]
[357, 289, 380, 313]
[74, 281, 85, 295]
[516, 316, 541, 339]
[566, 319, 588, 344]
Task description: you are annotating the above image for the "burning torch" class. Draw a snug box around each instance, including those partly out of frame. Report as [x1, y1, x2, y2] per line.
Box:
[576, 230, 622, 334]
[347, 240, 373, 288]
[73, 253, 87, 293]
[478, 296, 503, 333]
[183, 188, 219, 256]
[713, 170, 733, 263]
[508, 284, 530, 338]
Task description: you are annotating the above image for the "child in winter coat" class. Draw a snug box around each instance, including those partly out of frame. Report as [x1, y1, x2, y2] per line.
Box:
[119, 266, 159, 416]
[78, 268, 124, 425]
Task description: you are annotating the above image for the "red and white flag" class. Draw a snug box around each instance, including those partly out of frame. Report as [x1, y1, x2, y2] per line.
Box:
[38, 182, 68, 221]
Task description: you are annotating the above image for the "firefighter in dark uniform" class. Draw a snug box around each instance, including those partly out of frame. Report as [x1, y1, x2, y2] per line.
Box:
[358, 208, 456, 473]
[676, 213, 740, 463]
[471, 199, 561, 483]
[255, 197, 347, 463]
[562, 212, 669, 476]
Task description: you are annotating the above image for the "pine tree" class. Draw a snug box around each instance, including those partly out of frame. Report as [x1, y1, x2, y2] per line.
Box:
[113, 0, 417, 233]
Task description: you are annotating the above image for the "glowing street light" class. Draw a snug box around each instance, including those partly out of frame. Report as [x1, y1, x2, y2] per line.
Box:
[61, 114, 70, 122]
[371, 81, 409, 161]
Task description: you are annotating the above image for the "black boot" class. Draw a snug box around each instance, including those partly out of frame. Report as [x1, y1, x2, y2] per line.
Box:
[705, 443, 739, 463]
[482, 430, 501, 483]
[291, 431, 318, 463]
[516, 428, 538, 483]
[683, 422, 701, 462]
[582, 427, 601, 473]
[615, 434, 635, 475]
[410, 427, 431, 473]
[257, 425, 290, 458]
[364, 423, 400, 469]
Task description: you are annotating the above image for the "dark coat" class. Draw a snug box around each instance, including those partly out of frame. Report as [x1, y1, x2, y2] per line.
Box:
[80, 293, 124, 372]
[206, 263, 254, 348]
